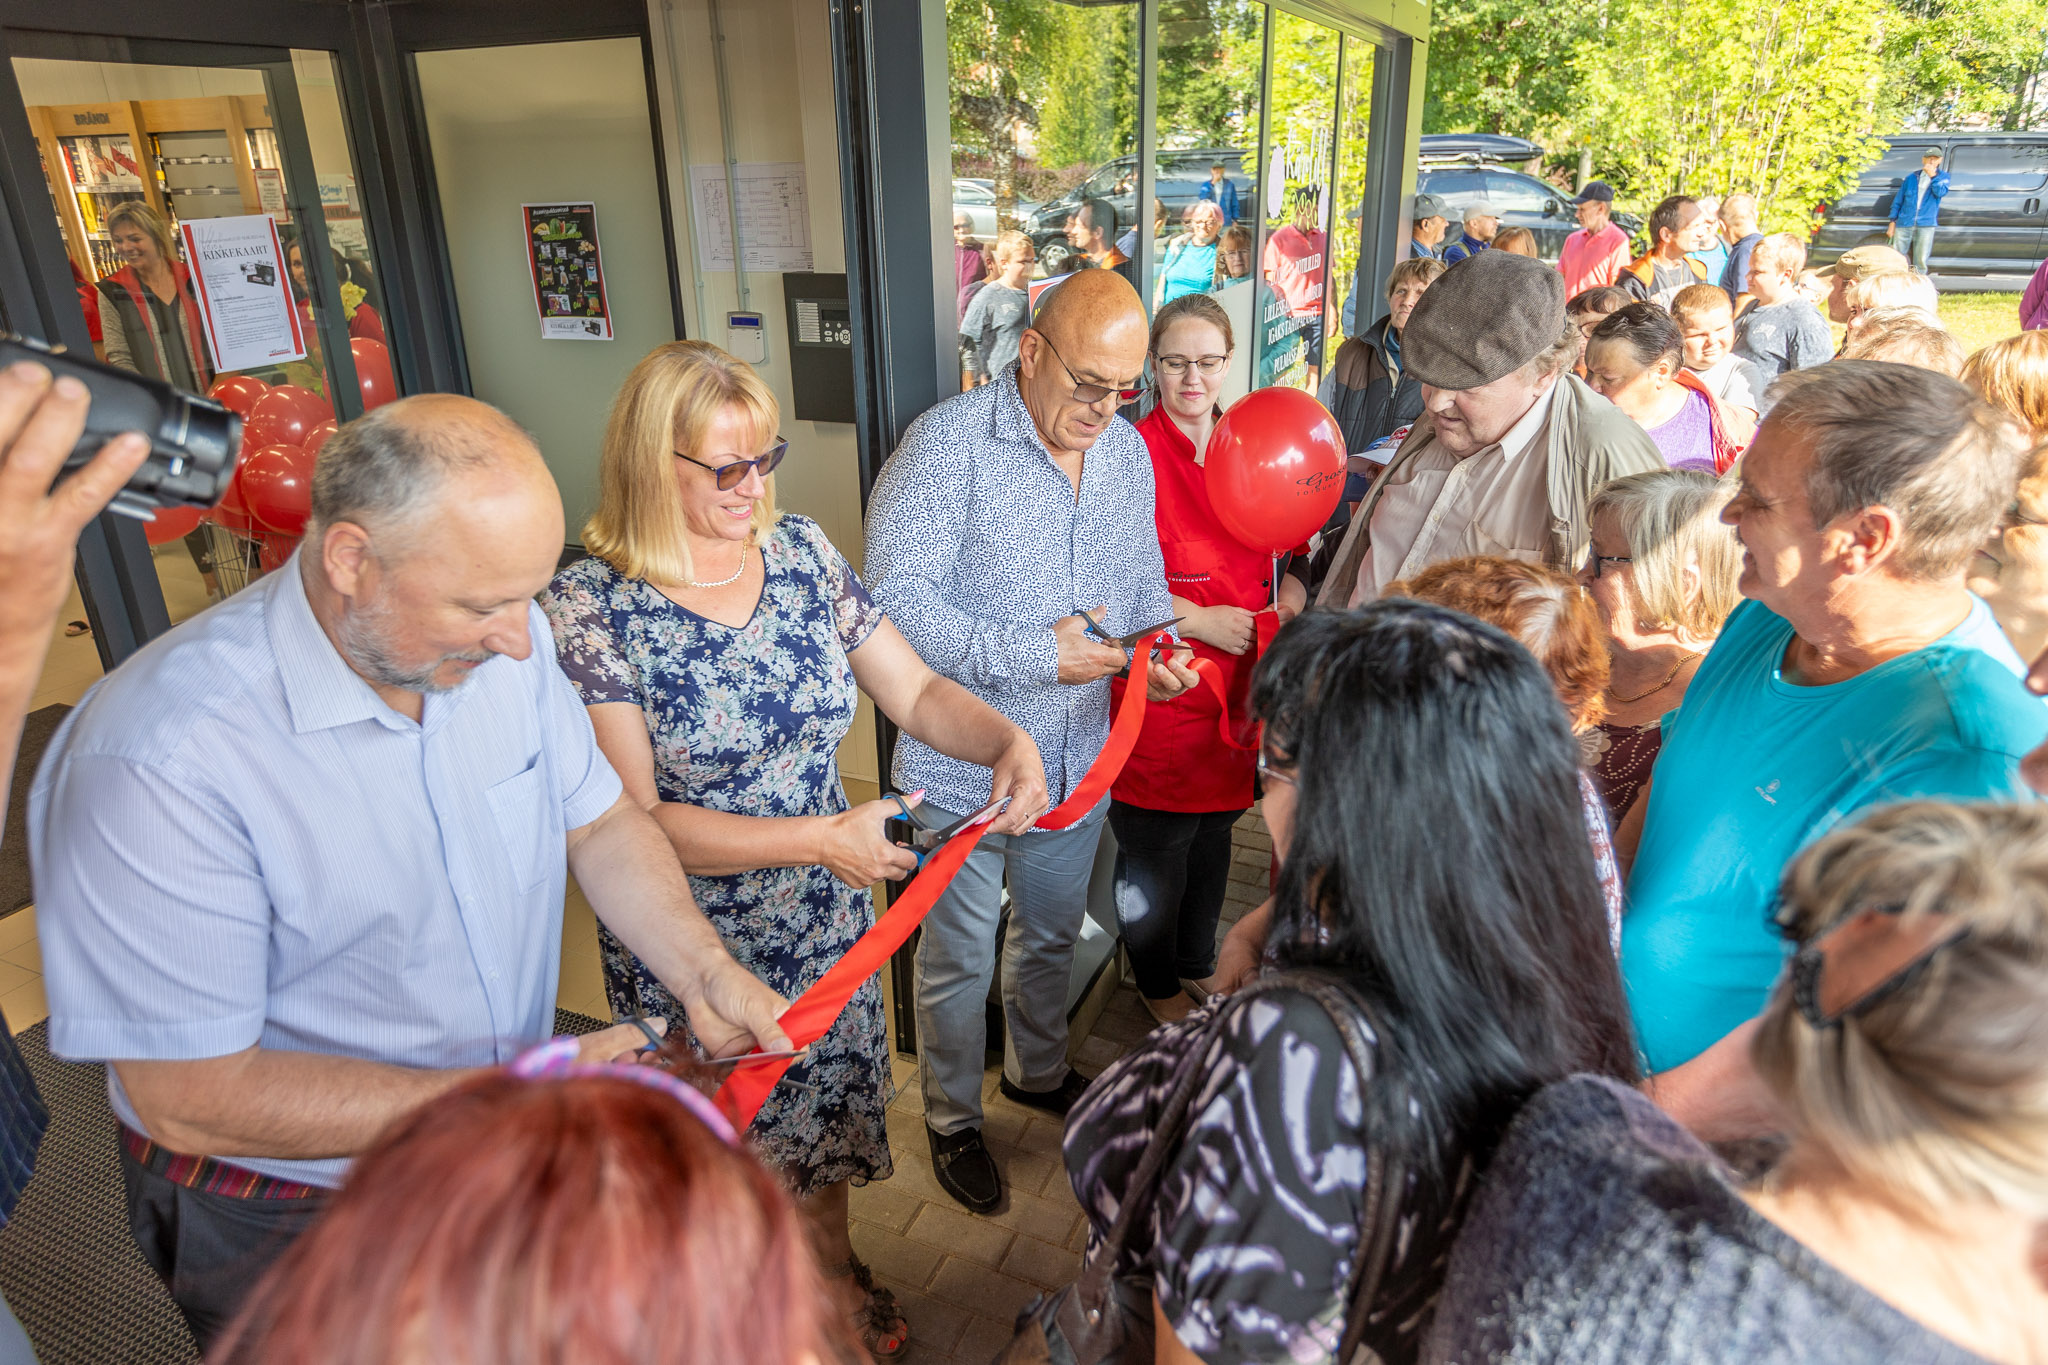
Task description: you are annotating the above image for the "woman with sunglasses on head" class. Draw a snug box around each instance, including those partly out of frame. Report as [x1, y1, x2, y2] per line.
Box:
[1067, 603, 1638, 1365]
[540, 341, 1048, 1359]
[1112, 294, 1309, 1025]
[215, 1038, 858, 1364]
[1429, 799, 2048, 1365]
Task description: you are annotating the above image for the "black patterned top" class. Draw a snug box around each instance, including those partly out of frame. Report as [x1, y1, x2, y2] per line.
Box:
[1063, 987, 1471, 1365]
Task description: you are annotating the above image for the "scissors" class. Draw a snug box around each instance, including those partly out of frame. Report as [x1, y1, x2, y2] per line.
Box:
[1077, 610, 1184, 678]
[883, 794, 1013, 869]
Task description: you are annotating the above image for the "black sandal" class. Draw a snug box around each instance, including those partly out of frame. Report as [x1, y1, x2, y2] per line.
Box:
[826, 1254, 909, 1360]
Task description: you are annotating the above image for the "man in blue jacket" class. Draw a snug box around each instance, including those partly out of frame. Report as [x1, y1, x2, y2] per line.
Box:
[1196, 161, 1240, 225]
[1887, 147, 1949, 273]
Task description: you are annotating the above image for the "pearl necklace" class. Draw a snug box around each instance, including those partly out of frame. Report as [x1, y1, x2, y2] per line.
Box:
[683, 541, 749, 589]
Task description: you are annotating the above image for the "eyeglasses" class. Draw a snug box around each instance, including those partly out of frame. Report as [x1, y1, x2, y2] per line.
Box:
[1033, 332, 1144, 405]
[1587, 553, 1633, 579]
[1154, 355, 1231, 378]
[1256, 751, 1295, 788]
[675, 439, 788, 490]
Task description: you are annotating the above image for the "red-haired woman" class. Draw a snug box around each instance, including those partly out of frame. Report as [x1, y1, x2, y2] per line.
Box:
[1112, 292, 1308, 1026]
[213, 1038, 854, 1365]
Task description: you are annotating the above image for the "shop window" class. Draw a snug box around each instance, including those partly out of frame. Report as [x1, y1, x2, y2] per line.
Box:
[1255, 10, 1340, 393]
[946, 0, 1139, 392]
[1326, 35, 1373, 354]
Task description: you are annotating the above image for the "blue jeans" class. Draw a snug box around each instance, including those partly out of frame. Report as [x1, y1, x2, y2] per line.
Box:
[1895, 224, 1935, 272]
[913, 803, 1106, 1135]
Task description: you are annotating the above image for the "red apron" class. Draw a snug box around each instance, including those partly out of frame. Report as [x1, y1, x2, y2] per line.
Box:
[1111, 406, 1272, 813]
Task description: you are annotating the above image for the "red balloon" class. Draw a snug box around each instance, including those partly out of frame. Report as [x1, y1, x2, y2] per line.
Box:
[1203, 387, 1347, 555]
[143, 503, 206, 546]
[350, 337, 397, 412]
[243, 384, 332, 452]
[206, 374, 269, 417]
[209, 466, 260, 537]
[239, 444, 315, 538]
[302, 419, 339, 459]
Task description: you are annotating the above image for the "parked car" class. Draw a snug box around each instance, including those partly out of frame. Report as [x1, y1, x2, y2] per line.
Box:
[1024, 147, 1256, 272]
[1415, 164, 1642, 263]
[1809, 133, 2048, 286]
[1419, 133, 1546, 168]
[953, 179, 1001, 243]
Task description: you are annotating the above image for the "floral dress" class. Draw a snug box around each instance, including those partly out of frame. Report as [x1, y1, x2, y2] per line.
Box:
[539, 515, 892, 1195]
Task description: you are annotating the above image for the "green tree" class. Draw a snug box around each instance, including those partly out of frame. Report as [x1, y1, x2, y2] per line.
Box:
[1422, 0, 1603, 138]
[1881, 0, 2048, 129]
[1577, 0, 1890, 233]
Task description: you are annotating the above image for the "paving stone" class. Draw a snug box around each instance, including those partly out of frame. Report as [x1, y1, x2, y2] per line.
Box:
[849, 1179, 922, 1234]
[1067, 1214, 1092, 1251]
[1010, 1115, 1069, 1161]
[884, 1102, 930, 1152]
[1073, 1035, 1128, 1071]
[850, 1219, 945, 1289]
[956, 1309, 1028, 1363]
[929, 1256, 1042, 1324]
[985, 1137, 1059, 1198]
[890, 1080, 928, 1115]
[982, 1183, 1083, 1246]
[907, 1201, 1018, 1269]
[885, 1283, 973, 1355]
[885, 1148, 959, 1208]
[1002, 1233, 1083, 1289]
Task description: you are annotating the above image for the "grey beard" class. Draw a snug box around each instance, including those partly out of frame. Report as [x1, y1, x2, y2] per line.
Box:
[336, 598, 491, 694]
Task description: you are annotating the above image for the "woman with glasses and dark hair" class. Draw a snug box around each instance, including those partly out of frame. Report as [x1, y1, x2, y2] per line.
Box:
[1111, 294, 1310, 1025]
[1066, 602, 1639, 1365]
[1429, 799, 2048, 1364]
[539, 340, 1046, 1358]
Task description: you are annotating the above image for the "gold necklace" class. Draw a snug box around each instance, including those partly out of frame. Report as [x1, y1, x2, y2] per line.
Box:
[1606, 651, 1698, 704]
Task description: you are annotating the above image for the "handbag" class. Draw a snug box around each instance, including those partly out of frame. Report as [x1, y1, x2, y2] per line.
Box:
[990, 971, 1406, 1365]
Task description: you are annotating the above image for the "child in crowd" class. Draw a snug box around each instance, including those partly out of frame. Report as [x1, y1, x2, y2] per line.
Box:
[1567, 285, 1632, 379]
[1670, 283, 1762, 434]
[1838, 306, 1965, 375]
[958, 230, 1034, 386]
[1734, 234, 1833, 383]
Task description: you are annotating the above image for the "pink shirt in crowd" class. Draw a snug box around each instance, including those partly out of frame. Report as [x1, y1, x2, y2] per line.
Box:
[1559, 222, 1631, 299]
[2023, 257, 2048, 332]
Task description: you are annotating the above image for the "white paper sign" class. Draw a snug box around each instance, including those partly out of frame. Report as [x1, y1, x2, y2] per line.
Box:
[180, 214, 304, 372]
[688, 162, 813, 272]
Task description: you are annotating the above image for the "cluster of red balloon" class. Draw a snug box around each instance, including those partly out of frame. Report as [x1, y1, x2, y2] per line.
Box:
[1202, 386, 1346, 558]
[152, 338, 399, 575]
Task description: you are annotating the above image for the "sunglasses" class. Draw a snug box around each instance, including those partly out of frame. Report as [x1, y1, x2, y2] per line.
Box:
[675, 438, 788, 490]
[1034, 332, 1144, 405]
[1784, 901, 1970, 1030]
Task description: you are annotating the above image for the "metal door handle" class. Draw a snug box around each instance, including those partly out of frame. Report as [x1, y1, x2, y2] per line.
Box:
[2028, 197, 2042, 215]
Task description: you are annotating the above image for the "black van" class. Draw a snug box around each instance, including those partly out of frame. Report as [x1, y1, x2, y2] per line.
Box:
[1809, 133, 2048, 285]
[1025, 147, 1256, 273]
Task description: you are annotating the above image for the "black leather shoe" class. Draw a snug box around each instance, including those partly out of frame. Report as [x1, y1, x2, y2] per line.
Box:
[927, 1124, 1003, 1213]
[998, 1069, 1092, 1117]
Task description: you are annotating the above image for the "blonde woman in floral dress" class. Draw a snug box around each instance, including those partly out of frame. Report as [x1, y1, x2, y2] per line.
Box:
[541, 341, 1046, 1359]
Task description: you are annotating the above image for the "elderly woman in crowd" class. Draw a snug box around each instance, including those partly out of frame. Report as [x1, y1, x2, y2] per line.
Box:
[1112, 293, 1307, 1024]
[1156, 202, 1225, 306]
[217, 1042, 853, 1364]
[1076, 604, 1637, 1365]
[1576, 469, 1742, 822]
[540, 340, 1046, 1358]
[1838, 306, 1965, 374]
[1428, 800, 2048, 1363]
[1584, 303, 1746, 474]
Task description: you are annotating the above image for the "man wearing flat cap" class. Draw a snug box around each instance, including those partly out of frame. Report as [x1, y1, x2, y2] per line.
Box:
[1815, 241, 1910, 325]
[1316, 250, 1664, 608]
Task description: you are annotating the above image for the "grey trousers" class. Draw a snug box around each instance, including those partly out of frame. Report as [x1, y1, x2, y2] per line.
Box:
[0, 1292, 35, 1364]
[914, 802, 1106, 1134]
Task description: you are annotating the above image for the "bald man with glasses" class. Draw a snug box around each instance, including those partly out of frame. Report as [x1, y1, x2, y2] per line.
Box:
[866, 268, 1197, 1213]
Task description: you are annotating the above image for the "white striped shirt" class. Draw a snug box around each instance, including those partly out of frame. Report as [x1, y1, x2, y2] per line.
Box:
[29, 556, 621, 1187]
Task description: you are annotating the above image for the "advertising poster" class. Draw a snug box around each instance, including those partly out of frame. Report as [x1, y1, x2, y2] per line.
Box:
[522, 203, 612, 341]
[180, 214, 305, 373]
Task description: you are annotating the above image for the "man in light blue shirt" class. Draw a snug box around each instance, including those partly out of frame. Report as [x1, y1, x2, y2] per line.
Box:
[867, 268, 1195, 1212]
[30, 396, 788, 1348]
[1623, 362, 2042, 1132]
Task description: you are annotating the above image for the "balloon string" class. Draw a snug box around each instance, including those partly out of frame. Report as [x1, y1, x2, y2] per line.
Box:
[711, 632, 1171, 1129]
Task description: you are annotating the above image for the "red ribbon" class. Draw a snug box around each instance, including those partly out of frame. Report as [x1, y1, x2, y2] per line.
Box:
[712, 632, 1173, 1127]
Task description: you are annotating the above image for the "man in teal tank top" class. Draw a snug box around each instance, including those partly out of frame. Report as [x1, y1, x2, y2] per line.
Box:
[1623, 361, 2044, 1114]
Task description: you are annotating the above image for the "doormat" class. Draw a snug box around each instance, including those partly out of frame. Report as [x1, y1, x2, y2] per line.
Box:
[1, 705, 69, 917]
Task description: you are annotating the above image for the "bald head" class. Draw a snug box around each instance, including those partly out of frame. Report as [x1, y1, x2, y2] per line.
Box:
[1016, 268, 1150, 457]
[1032, 267, 1146, 350]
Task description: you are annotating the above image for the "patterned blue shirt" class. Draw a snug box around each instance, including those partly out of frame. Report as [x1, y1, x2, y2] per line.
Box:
[865, 368, 1175, 819]
[29, 556, 623, 1187]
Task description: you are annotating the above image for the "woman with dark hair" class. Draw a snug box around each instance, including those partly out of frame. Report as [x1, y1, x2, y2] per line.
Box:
[1584, 302, 1743, 474]
[1064, 602, 1639, 1365]
[214, 1038, 856, 1364]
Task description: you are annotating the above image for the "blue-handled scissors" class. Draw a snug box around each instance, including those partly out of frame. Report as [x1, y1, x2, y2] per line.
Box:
[883, 794, 1013, 869]
[1076, 610, 1184, 678]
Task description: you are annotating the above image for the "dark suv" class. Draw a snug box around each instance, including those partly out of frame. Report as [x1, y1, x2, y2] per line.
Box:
[1809, 133, 2048, 285]
[1025, 147, 1255, 272]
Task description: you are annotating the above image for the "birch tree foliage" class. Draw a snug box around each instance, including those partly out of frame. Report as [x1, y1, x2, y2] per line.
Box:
[1576, 0, 1891, 232]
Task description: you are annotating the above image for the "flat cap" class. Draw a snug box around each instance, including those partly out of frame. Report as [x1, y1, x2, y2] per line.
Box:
[1403, 249, 1566, 391]
[1816, 243, 1910, 281]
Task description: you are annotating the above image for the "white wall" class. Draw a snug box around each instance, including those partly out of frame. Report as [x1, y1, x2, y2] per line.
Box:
[649, 0, 879, 790]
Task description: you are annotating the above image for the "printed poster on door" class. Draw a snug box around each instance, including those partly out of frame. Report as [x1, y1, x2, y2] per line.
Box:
[522, 203, 613, 340]
[179, 214, 305, 373]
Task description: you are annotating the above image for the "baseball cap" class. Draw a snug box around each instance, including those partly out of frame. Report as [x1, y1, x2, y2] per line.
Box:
[1461, 196, 1499, 220]
[1815, 243, 1911, 281]
[1572, 181, 1616, 205]
[1922, 147, 1944, 160]
[1412, 193, 1449, 220]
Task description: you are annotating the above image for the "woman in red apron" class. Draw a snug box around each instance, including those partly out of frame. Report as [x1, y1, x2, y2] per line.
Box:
[1110, 293, 1308, 1024]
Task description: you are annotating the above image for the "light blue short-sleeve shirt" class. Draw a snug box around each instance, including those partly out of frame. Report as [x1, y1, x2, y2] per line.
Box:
[1623, 596, 2046, 1073]
[28, 556, 623, 1187]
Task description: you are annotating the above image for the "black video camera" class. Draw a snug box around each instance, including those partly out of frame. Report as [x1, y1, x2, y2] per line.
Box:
[0, 332, 242, 518]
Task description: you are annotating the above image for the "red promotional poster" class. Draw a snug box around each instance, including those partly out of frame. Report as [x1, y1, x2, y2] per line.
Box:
[521, 202, 613, 341]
